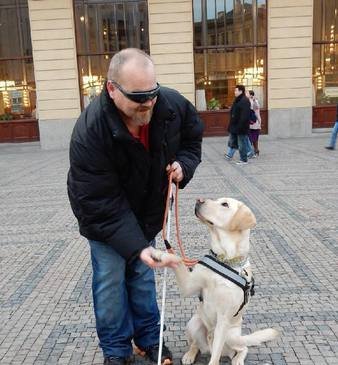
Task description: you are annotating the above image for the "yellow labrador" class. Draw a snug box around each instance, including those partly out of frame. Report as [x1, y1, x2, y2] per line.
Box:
[172, 197, 279, 365]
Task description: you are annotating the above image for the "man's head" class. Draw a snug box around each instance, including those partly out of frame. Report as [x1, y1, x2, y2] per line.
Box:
[234, 84, 245, 97]
[106, 48, 158, 126]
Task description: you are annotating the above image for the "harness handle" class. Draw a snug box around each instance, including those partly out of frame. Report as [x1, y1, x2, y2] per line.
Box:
[162, 171, 198, 267]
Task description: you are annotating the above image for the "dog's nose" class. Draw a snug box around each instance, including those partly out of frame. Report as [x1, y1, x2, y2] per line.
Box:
[195, 198, 204, 214]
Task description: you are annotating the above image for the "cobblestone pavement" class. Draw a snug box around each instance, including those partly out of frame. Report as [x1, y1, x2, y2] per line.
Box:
[0, 136, 337, 365]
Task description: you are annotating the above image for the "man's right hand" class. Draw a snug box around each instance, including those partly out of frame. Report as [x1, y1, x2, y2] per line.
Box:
[140, 246, 181, 269]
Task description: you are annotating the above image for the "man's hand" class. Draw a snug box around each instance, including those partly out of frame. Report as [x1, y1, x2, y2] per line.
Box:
[166, 161, 183, 183]
[140, 246, 181, 269]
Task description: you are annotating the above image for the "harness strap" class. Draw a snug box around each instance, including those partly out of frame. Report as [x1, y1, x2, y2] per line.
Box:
[198, 255, 254, 317]
[198, 255, 248, 290]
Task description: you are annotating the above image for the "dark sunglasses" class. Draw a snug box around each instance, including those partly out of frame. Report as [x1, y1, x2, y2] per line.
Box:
[110, 80, 160, 104]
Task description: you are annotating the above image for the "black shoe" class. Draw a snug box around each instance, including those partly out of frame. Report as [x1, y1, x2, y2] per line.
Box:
[139, 343, 173, 364]
[325, 146, 334, 150]
[104, 356, 133, 365]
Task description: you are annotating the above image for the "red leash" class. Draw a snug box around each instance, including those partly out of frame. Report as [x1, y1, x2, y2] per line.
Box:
[162, 172, 198, 267]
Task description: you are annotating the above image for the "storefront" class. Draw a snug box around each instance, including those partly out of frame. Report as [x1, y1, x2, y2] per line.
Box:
[192, 0, 268, 136]
[0, 0, 337, 146]
[312, 0, 338, 128]
[0, 0, 38, 142]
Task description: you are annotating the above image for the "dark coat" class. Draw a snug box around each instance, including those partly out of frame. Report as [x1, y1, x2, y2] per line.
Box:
[67, 84, 204, 261]
[228, 93, 251, 135]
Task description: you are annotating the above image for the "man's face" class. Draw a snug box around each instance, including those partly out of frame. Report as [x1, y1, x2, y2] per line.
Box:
[234, 88, 242, 97]
[107, 62, 158, 127]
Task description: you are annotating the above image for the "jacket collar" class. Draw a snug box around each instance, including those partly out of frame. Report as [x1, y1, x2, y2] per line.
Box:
[234, 93, 245, 103]
[101, 82, 133, 142]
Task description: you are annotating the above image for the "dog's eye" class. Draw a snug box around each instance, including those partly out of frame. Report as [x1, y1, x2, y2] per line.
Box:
[221, 202, 229, 208]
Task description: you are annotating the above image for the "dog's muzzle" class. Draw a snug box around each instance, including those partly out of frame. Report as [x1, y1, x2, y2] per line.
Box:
[195, 198, 204, 216]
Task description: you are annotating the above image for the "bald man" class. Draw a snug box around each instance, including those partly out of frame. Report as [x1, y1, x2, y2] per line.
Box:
[67, 48, 203, 365]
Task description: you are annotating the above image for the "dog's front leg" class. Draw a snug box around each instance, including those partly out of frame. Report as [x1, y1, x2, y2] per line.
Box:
[174, 263, 202, 297]
[208, 318, 228, 365]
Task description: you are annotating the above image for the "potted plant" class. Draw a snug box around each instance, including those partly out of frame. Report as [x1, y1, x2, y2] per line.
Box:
[0, 113, 14, 121]
[207, 98, 221, 110]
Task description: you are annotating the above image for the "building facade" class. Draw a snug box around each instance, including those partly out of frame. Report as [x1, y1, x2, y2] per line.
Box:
[0, 0, 337, 148]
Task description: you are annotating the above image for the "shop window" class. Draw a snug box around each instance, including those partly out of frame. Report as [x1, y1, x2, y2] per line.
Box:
[0, 0, 36, 121]
[313, 0, 338, 105]
[193, 0, 267, 111]
[74, 0, 149, 108]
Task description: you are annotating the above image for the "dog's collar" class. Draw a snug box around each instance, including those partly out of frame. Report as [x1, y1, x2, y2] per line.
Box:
[209, 249, 248, 269]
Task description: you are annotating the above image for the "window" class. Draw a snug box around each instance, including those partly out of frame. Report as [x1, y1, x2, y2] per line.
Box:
[0, 0, 36, 120]
[313, 0, 338, 105]
[193, 0, 267, 111]
[74, 0, 149, 108]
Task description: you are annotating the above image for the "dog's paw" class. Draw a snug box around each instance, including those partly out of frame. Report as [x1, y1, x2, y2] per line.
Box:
[231, 347, 248, 365]
[181, 350, 198, 365]
[231, 360, 244, 365]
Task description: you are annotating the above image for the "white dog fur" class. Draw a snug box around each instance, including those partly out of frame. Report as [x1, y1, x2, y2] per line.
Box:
[171, 197, 279, 365]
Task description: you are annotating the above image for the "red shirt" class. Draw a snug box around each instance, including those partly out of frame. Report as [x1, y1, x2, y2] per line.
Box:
[130, 124, 149, 151]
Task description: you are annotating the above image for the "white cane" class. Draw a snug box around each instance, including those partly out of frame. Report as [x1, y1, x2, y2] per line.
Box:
[157, 181, 174, 365]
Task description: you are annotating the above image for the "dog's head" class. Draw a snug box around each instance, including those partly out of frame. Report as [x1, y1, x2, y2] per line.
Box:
[195, 197, 256, 258]
[195, 197, 256, 231]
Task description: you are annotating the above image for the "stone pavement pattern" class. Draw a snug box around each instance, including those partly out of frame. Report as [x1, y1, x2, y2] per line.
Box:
[0, 136, 337, 365]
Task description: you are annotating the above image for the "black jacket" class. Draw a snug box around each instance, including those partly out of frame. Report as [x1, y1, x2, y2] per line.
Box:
[67, 84, 204, 261]
[228, 94, 251, 135]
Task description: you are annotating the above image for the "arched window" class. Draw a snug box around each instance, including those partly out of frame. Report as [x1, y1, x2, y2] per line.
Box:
[0, 0, 36, 121]
[74, 0, 149, 108]
[193, 0, 267, 111]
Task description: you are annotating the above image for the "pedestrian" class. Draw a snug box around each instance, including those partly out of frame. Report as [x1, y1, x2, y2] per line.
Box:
[224, 85, 251, 164]
[248, 90, 262, 156]
[325, 103, 338, 150]
[67, 48, 204, 365]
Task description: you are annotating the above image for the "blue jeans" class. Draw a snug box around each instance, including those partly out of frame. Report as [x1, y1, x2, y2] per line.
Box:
[89, 240, 160, 358]
[328, 121, 338, 149]
[227, 133, 249, 162]
[245, 135, 254, 156]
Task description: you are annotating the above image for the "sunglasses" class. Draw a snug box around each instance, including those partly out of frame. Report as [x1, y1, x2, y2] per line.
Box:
[110, 80, 160, 104]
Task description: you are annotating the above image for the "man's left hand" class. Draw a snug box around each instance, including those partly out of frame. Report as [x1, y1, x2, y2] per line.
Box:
[140, 247, 181, 269]
[166, 161, 183, 182]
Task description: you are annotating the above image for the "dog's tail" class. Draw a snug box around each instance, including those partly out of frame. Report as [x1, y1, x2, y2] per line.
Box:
[241, 328, 279, 347]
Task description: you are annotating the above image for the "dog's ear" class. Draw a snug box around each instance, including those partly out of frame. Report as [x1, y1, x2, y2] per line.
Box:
[228, 203, 256, 231]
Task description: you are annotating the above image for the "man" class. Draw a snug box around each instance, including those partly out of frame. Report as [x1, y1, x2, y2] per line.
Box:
[224, 85, 251, 164]
[67, 48, 204, 365]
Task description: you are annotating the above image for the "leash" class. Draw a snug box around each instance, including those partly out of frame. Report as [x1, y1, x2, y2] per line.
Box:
[162, 171, 198, 267]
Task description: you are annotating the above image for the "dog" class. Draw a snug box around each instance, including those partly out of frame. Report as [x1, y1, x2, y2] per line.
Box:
[171, 197, 279, 365]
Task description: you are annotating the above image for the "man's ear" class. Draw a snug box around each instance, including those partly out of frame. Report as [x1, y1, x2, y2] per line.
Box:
[228, 203, 256, 231]
[106, 81, 115, 99]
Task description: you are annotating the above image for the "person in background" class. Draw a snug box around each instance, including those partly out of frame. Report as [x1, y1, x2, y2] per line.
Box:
[248, 90, 262, 156]
[325, 103, 338, 150]
[67, 48, 204, 365]
[224, 85, 251, 165]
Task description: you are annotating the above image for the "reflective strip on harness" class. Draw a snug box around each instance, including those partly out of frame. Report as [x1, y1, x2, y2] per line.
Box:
[198, 255, 254, 317]
[198, 255, 248, 290]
